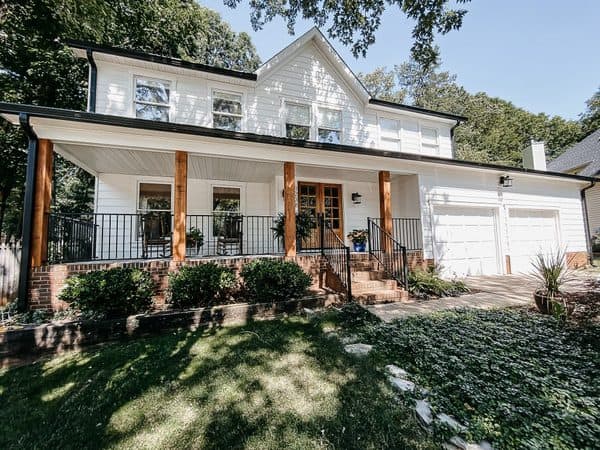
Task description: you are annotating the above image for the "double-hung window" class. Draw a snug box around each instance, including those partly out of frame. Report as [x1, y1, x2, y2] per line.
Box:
[317, 108, 342, 144]
[138, 183, 172, 212]
[421, 126, 439, 154]
[212, 91, 243, 131]
[379, 117, 401, 151]
[134, 77, 170, 122]
[285, 102, 311, 140]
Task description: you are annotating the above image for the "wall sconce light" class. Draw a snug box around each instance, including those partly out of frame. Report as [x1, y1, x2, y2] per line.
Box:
[351, 192, 363, 204]
[499, 175, 513, 188]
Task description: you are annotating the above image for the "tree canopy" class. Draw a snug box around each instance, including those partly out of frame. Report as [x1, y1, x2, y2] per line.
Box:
[359, 63, 584, 166]
[580, 87, 600, 136]
[0, 0, 261, 238]
[224, 0, 471, 69]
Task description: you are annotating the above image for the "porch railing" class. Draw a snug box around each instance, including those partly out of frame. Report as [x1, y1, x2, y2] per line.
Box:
[371, 217, 423, 250]
[48, 213, 98, 264]
[367, 217, 409, 288]
[319, 215, 352, 299]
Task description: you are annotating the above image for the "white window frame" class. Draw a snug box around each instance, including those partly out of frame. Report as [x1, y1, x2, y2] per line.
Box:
[283, 100, 312, 140]
[378, 115, 402, 151]
[211, 184, 243, 214]
[136, 180, 174, 212]
[133, 75, 172, 122]
[316, 106, 343, 144]
[211, 89, 244, 132]
[420, 124, 440, 155]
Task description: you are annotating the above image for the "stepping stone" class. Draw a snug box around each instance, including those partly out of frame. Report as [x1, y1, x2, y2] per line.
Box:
[437, 413, 467, 432]
[344, 343, 372, 356]
[303, 308, 316, 317]
[415, 399, 433, 426]
[340, 335, 359, 344]
[388, 376, 415, 392]
[444, 436, 493, 450]
[385, 364, 409, 378]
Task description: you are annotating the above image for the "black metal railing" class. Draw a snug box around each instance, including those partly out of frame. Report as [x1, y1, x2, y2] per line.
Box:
[371, 217, 423, 250]
[47, 213, 97, 263]
[367, 218, 408, 288]
[319, 215, 352, 299]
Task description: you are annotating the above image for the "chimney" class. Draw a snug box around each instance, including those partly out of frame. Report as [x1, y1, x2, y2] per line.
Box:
[522, 140, 547, 171]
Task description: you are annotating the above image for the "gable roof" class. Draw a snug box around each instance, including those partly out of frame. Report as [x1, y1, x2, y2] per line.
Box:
[547, 129, 600, 176]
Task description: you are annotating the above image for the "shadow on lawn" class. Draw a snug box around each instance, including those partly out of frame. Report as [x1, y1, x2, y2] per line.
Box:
[0, 316, 436, 449]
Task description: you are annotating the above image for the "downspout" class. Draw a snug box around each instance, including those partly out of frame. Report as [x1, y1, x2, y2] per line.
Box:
[86, 48, 97, 113]
[581, 180, 596, 266]
[17, 113, 38, 312]
[450, 119, 462, 159]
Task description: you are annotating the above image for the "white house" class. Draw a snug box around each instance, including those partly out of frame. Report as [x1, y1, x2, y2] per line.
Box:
[0, 28, 594, 310]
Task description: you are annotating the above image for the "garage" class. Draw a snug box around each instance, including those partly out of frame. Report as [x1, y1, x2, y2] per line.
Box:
[508, 209, 559, 273]
[432, 205, 501, 276]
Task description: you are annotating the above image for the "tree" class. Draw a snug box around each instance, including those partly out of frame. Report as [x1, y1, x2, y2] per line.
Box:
[0, 0, 261, 238]
[224, 0, 471, 69]
[580, 87, 600, 136]
[358, 67, 405, 103]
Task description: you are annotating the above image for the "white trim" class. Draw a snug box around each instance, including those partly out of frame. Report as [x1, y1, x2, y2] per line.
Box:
[210, 183, 245, 215]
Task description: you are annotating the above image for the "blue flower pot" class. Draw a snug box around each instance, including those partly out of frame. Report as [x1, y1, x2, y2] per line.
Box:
[353, 242, 366, 252]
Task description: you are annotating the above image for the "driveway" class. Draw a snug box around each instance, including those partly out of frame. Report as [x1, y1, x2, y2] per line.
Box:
[366, 273, 593, 322]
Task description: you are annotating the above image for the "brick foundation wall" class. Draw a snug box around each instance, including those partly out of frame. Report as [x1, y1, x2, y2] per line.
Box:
[29, 255, 327, 312]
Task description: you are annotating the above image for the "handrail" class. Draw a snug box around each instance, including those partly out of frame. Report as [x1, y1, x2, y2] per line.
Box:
[371, 217, 423, 250]
[319, 215, 352, 300]
[367, 217, 409, 288]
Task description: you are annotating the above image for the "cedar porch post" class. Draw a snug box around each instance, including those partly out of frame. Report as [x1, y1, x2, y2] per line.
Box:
[173, 151, 188, 262]
[30, 138, 54, 267]
[283, 162, 296, 257]
[378, 170, 392, 253]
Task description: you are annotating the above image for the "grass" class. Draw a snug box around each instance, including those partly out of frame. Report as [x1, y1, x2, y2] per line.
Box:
[0, 314, 437, 450]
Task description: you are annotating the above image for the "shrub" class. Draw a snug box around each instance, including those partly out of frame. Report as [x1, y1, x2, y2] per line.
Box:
[167, 263, 237, 309]
[241, 259, 312, 303]
[408, 268, 469, 299]
[59, 267, 154, 318]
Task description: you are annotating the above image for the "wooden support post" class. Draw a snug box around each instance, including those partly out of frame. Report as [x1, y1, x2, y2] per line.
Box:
[284, 162, 296, 257]
[30, 139, 53, 268]
[173, 151, 188, 262]
[379, 170, 392, 253]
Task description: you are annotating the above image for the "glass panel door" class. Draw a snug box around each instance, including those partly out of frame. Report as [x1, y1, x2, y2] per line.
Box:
[298, 182, 343, 249]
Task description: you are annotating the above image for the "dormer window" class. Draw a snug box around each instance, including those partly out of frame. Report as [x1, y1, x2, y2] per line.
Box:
[134, 77, 170, 122]
[213, 91, 243, 131]
[317, 108, 342, 144]
[285, 102, 311, 139]
[421, 126, 439, 154]
[379, 117, 401, 151]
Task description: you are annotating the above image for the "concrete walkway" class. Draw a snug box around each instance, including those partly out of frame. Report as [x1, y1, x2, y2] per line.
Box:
[366, 274, 587, 322]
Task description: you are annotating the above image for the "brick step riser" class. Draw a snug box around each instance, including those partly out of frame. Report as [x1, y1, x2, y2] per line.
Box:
[351, 280, 398, 292]
[350, 271, 385, 281]
[354, 290, 409, 305]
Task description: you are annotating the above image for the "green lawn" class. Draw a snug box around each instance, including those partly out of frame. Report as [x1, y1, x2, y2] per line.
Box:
[1, 307, 598, 449]
[0, 314, 437, 450]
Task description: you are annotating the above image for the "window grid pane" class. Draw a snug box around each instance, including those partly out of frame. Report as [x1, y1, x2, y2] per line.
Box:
[317, 108, 341, 130]
[286, 103, 310, 126]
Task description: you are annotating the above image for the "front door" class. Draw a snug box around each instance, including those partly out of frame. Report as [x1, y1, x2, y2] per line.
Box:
[298, 182, 344, 249]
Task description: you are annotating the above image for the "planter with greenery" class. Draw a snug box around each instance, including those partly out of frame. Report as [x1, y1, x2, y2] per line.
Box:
[271, 211, 315, 249]
[186, 226, 204, 256]
[530, 248, 573, 319]
[167, 263, 237, 309]
[59, 267, 154, 318]
[241, 259, 312, 303]
[347, 229, 368, 252]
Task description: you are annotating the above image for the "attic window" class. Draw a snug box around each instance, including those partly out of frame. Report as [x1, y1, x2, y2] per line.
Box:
[317, 108, 342, 144]
[421, 126, 439, 154]
[285, 102, 310, 140]
[213, 91, 243, 132]
[134, 77, 170, 122]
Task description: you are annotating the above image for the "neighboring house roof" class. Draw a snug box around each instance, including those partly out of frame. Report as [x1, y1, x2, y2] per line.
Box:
[66, 27, 466, 123]
[0, 102, 593, 183]
[547, 129, 600, 176]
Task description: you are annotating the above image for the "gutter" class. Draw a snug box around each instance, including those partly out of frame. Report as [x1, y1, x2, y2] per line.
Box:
[581, 180, 596, 266]
[17, 113, 38, 312]
[86, 48, 97, 113]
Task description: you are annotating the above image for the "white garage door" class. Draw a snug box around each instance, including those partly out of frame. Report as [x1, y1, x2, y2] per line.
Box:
[508, 209, 559, 273]
[433, 205, 501, 276]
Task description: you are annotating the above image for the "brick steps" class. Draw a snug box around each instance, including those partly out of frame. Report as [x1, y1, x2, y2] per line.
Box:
[349, 255, 408, 304]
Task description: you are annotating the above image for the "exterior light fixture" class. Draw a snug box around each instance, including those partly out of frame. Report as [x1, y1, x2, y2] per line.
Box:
[499, 175, 513, 188]
[351, 192, 362, 204]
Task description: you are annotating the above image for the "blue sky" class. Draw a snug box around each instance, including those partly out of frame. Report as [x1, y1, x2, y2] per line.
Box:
[203, 0, 599, 120]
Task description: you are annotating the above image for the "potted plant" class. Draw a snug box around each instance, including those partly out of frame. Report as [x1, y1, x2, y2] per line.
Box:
[347, 229, 368, 252]
[272, 211, 315, 248]
[530, 248, 572, 317]
[186, 227, 204, 256]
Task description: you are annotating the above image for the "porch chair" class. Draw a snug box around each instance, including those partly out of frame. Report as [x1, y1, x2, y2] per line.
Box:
[216, 215, 243, 256]
[141, 212, 171, 258]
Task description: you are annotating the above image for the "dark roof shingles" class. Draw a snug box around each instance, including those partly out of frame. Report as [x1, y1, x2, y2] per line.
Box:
[547, 129, 600, 176]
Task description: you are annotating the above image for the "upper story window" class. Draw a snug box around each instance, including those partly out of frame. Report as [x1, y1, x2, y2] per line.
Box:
[317, 108, 342, 144]
[421, 126, 439, 154]
[134, 77, 170, 122]
[379, 117, 401, 151]
[213, 91, 243, 131]
[285, 102, 311, 140]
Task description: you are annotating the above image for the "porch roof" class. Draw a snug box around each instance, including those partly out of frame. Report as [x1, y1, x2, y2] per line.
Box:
[0, 102, 596, 184]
